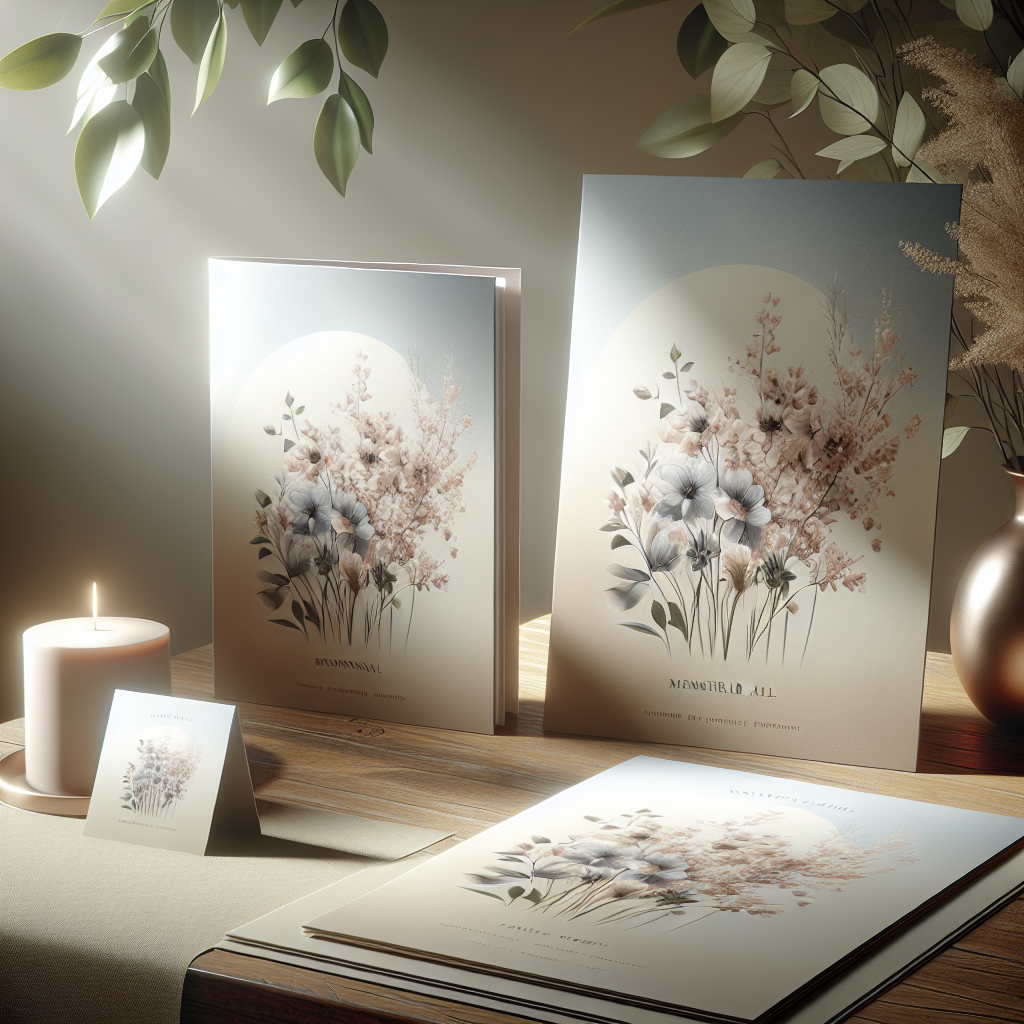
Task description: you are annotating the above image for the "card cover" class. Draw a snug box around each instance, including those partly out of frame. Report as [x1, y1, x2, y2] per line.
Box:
[303, 756, 1024, 1024]
[546, 176, 961, 770]
[210, 259, 520, 732]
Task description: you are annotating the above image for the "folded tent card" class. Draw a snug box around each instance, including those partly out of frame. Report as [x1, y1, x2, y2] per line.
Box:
[84, 690, 259, 855]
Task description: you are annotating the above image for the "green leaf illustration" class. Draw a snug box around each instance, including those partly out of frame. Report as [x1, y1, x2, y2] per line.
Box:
[0, 33, 83, 91]
[784, 0, 839, 24]
[607, 565, 651, 582]
[659, 402, 675, 418]
[339, 70, 374, 152]
[710, 43, 770, 121]
[132, 49, 170, 178]
[789, 68, 818, 118]
[269, 618, 303, 631]
[815, 134, 886, 173]
[621, 621, 662, 637]
[507, 886, 525, 900]
[680, 361, 694, 371]
[744, 157, 783, 178]
[257, 570, 290, 585]
[338, 0, 389, 78]
[610, 534, 630, 550]
[241, 0, 284, 46]
[92, 1, 156, 23]
[677, 4, 728, 79]
[268, 38, 333, 103]
[651, 600, 667, 631]
[818, 64, 878, 135]
[942, 425, 970, 458]
[258, 548, 272, 559]
[955, 0, 993, 31]
[193, 7, 227, 114]
[98, 19, 158, 83]
[314, 93, 361, 195]
[637, 95, 744, 158]
[703, 0, 755, 41]
[250, 535, 270, 544]
[74, 100, 144, 218]
[891, 92, 925, 168]
[668, 602, 688, 638]
[172, 0, 220, 64]
[68, 37, 118, 133]
[571, 0, 673, 33]
[600, 519, 626, 531]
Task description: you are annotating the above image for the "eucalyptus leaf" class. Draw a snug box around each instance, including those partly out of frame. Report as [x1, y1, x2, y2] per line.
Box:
[571, 0, 673, 33]
[1005, 48, 1023, 101]
[268, 38, 333, 103]
[784, 0, 838, 24]
[703, 0, 755, 42]
[241, 0, 284, 46]
[789, 68, 818, 117]
[98, 20, 158, 84]
[815, 133, 886, 172]
[676, 4, 728, 79]
[907, 159, 944, 183]
[751, 69, 791, 107]
[74, 99, 143, 218]
[68, 37, 118, 133]
[0, 33, 83, 91]
[193, 9, 227, 115]
[710, 43, 770, 122]
[942, 426, 970, 457]
[314, 93, 361, 196]
[132, 49, 170, 178]
[92, 1, 156, 22]
[636, 95, 744, 158]
[339, 70, 374, 151]
[172, 0, 220, 64]
[955, 0, 993, 31]
[818, 63, 878, 135]
[338, 0, 389, 78]
[858, 152, 894, 181]
[743, 157, 783, 178]
[891, 92, 925, 168]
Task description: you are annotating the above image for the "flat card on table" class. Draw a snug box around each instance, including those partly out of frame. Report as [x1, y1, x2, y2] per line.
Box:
[210, 258, 520, 733]
[303, 756, 1024, 1024]
[546, 176, 962, 770]
[84, 690, 259, 855]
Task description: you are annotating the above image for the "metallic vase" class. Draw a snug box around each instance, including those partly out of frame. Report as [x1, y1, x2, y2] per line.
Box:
[949, 470, 1024, 735]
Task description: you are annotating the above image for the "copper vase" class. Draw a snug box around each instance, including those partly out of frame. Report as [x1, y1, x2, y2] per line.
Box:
[949, 470, 1024, 735]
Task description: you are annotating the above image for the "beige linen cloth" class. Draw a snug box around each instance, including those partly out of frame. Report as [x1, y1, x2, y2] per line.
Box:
[0, 739, 450, 1024]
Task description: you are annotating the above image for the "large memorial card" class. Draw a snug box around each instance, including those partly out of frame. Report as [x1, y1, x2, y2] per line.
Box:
[546, 176, 961, 770]
[305, 756, 1024, 1023]
[210, 259, 520, 733]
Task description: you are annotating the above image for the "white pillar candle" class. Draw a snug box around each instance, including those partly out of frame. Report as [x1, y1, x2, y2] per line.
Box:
[23, 617, 172, 796]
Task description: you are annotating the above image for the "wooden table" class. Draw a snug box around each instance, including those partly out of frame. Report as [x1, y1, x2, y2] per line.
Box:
[179, 617, 1023, 1024]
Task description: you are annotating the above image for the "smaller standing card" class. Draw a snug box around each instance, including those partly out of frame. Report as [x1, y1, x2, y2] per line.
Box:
[84, 690, 260, 855]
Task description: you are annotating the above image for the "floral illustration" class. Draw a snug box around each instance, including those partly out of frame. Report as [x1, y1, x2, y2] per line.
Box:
[251, 351, 476, 647]
[120, 728, 203, 819]
[464, 807, 915, 931]
[603, 280, 923, 662]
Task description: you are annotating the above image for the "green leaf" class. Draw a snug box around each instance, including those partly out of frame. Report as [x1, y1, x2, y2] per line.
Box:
[710, 44, 771, 122]
[92, 1, 155, 23]
[132, 49, 170, 178]
[314, 93, 361, 196]
[676, 4, 728, 79]
[291, 599, 305, 624]
[703, 0, 755, 42]
[668, 602, 688, 638]
[74, 99, 144, 218]
[784, 0, 838, 24]
[818, 64, 878, 135]
[751, 69, 791, 107]
[942, 426, 970, 458]
[651, 600, 667, 631]
[815, 134, 886, 173]
[98, 20, 158, 84]
[338, 0, 389, 78]
[744, 157, 783, 178]
[891, 92, 925, 168]
[789, 68, 818, 117]
[268, 38, 333, 103]
[193, 9, 227, 115]
[171, 0, 220, 64]
[507, 886, 525, 900]
[68, 37, 118, 133]
[0, 33, 83, 91]
[620, 621, 662, 637]
[637, 95, 744, 158]
[680, 360, 693, 371]
[339, 70, 374, 152]
[241, 0, 284, 46]
[610, 534, 631, 550]
[608, 565, 651, 582]
[955, 0, 993, 31]
[572, 0, 672, 32]
[1007, 49, 1024, 101]
[906, 160, 944, 183]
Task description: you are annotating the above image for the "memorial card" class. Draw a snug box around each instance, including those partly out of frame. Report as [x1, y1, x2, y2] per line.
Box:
[210, 259, 520, 732]
[84, 690, 259, 855]
[546, 177, 961, 770]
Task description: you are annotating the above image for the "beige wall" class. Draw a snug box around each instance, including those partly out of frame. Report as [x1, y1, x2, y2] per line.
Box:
[0, 1, 1013, 723]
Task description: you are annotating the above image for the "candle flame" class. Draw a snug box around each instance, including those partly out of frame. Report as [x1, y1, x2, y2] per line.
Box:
[92, 582, 98, 631]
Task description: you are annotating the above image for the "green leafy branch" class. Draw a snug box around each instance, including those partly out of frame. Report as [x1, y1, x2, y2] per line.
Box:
[0, 0, 388, 217]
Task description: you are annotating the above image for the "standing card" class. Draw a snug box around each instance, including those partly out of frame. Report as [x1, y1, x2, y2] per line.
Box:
[84, 690, 259, 854]
[546, 176, 961, 770]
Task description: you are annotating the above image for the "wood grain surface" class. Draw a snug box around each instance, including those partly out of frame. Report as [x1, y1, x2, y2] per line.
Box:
[178, 617, 1023, 1024]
